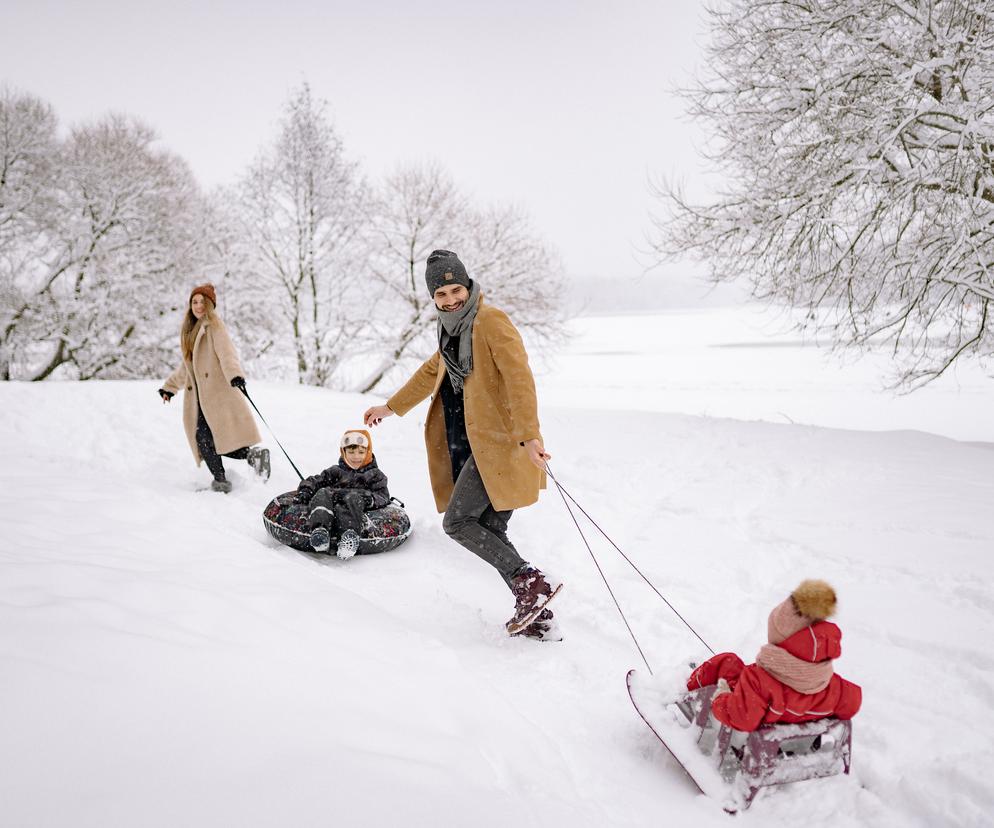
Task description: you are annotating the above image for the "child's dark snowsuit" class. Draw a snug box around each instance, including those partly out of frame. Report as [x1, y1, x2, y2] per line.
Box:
[296, 457, 390, 537]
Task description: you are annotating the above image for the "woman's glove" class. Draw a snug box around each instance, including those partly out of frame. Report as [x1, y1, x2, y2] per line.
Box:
[230, 376, 246, 391]
[158, 388, 174, 402]
[713, 678, 732, 698]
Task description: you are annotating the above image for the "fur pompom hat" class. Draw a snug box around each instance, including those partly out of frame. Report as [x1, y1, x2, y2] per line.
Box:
[190, 283, 217, 306]
[791, 579, 837, 620]
[768, 579, 837, 645]
[340, 429, 373, 466]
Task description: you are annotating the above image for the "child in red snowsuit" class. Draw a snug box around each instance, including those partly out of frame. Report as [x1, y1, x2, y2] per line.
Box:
[687, 579, 862, 732]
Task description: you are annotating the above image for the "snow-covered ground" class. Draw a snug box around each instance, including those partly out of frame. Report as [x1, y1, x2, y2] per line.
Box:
[2, 308, 992, 827]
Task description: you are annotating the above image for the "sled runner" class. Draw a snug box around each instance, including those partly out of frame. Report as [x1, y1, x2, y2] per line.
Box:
[627, 669, 851, 812]
[262, 491, 412, 555]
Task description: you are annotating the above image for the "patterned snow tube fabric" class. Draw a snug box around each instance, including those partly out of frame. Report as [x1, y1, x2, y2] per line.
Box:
[262, 490, 413, 555]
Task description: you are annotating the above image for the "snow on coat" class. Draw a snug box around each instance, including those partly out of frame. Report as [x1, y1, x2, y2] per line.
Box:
[386, 299, 545, 513]
[161, 318, 261, 464]
[687, 621, 862, 732]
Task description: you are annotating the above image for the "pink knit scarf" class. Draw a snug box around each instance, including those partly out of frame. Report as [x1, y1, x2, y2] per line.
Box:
[756, 598, 833, 694]
[756, 643, 834, 694]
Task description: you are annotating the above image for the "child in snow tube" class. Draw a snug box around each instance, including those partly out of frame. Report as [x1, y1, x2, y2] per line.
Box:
[262, 429, 411, 557]
[687, 579, 862, 732]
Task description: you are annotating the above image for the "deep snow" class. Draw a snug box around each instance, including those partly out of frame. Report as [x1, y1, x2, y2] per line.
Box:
[2, 309, 992, 827]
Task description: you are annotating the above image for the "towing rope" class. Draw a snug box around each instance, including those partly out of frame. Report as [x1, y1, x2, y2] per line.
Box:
[546, 464, 716, 665]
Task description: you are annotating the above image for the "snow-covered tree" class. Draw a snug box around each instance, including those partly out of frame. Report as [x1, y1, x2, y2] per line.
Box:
[0, 88, 59, 379]
[190, 189, 285, 380]
[356, 162, 470, 392]
[235, 83, 365, 387]
[358, 161, 566, 393]
[2, 102, 203, 381]
[654, 0, 994, 388]
[2, 85, 568, 389]
[463, 201, 567, 342]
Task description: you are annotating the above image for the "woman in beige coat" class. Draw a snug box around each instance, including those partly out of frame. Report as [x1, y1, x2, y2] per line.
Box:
[364, 250, 562, 640]
[159, 284, 267, 493]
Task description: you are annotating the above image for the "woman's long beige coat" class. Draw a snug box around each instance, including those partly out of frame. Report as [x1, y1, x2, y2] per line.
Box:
[162, 318, 260, 465]
[387, 300, 546, 513]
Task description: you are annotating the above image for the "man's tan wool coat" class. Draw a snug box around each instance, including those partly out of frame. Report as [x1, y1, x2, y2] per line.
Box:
[162, 318, 261, 465]
[388, 300, 546, 513]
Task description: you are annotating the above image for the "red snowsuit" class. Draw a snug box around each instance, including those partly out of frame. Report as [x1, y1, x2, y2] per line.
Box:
[687, 621, 862, 732]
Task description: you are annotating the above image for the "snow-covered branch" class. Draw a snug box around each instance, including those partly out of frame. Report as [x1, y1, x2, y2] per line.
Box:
[655, 0, 994, 387]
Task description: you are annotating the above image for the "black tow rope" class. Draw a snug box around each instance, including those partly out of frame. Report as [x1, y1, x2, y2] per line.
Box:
[239, 387, 304, 481]
[546, 464, 716, 674]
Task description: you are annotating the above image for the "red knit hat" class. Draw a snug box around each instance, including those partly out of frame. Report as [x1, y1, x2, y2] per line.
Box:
[190, 283, 217, 306]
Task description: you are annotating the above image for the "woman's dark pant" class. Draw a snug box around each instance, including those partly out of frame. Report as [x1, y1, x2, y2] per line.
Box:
[196, 406, 249, 481]
[442, 455, 527, 590]
[307, 488, 367, 535]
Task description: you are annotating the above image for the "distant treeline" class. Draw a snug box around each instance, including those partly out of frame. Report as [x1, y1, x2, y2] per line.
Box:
[0, 83, 567, 389]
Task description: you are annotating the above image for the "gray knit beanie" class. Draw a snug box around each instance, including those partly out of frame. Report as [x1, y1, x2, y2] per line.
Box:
[425, 249, 470, 296]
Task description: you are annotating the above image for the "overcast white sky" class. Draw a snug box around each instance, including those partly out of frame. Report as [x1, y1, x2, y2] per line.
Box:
[3, 0, 726, 301]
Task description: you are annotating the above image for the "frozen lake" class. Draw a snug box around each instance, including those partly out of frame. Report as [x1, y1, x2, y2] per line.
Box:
[539, 305, 992, 443]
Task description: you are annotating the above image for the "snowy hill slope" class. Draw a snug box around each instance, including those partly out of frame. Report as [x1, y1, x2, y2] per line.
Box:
[1, 380, 992, 827]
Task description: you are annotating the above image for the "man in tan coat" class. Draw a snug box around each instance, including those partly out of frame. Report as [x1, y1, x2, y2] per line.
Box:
[364, 250, 562, 640]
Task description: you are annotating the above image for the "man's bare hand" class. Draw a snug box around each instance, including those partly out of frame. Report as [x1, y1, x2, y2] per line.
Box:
[364, 404, 395, 427]
[524, 438, 551, 470]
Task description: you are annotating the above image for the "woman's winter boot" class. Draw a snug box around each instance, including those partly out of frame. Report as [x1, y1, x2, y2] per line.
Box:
[247, 447, 271, 481]
[211, 478, 232, 493]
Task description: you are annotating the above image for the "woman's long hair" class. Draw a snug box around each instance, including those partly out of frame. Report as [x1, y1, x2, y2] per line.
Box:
[180, 296, 217, 361]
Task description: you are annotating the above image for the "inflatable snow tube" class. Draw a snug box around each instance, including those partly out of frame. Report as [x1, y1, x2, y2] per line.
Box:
[262, 491, 413, 555]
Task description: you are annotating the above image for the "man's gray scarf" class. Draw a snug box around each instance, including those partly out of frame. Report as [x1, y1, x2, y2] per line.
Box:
[437, 281, 481, 393]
